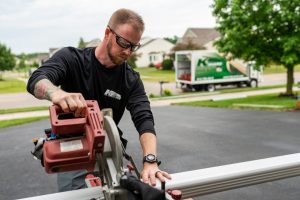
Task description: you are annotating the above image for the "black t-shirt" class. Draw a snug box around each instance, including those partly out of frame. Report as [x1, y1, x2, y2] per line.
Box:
[27, 47, 155, 136]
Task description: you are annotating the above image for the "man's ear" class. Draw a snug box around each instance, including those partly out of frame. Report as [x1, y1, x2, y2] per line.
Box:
[104, 27, 110, 40]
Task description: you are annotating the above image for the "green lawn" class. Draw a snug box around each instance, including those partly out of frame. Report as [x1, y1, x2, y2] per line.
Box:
[0, 78, 26, 93]
[217, 84, 286, 94]
[175, 93, 298, 111]
[149, 84, 289, 99]
[263, 65, 300, 74]
[0, 116, 49, 129]
[134, 67, 175, 82]
[0, 106, 48, 114]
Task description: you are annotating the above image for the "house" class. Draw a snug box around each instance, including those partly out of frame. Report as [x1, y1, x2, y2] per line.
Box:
[48, 38, 101, 58]
[26, 53, 49, 66]
[135, 37, 174, 68]
[85, 38, 101, 47]
[48, 38, 174, 68]
[178, 28, 220, 50]
[49, 48, 60, 58]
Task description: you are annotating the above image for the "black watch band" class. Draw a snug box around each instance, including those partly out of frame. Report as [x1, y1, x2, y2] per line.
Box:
[143, 154, 162, 166]
[143, 154, 157, 163]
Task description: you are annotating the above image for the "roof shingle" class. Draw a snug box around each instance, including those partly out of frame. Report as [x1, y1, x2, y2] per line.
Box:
[182, 28, 220, 46]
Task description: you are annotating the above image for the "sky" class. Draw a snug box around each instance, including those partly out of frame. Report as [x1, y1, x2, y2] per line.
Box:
[0, 0, 216, 54]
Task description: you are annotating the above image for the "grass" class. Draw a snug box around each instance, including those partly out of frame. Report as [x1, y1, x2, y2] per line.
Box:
[0, 116, 49, 129]
[149, 84, 289, 99]
[134, 67, 175, 82]
[0, 106, 49, 129]
[218, 84, 288, 94]
[175, 93, 298, 111]
[0, 77, 26, 93]
[0, 106, 48, 114]
[263, 65, 300, 74]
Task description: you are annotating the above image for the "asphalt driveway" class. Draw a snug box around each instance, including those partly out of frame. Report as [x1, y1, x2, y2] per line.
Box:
[0, 106, 299, 200]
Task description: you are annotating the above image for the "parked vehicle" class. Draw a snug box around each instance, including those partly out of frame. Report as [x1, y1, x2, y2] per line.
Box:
[175, 50, 262, 92]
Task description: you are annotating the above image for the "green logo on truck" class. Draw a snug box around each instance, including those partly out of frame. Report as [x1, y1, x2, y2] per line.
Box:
[195, 56, 246, 80]
[197, 59, 207, 67]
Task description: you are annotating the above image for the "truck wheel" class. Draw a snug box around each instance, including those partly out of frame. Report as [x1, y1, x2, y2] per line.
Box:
[187, 84, 193, 90]
[193, 85, 203, 91]
[206, 84, 215, 92]
[237, 82, 244, 88]
[249, 79, 258, 88]
[181, 84, 193, 92]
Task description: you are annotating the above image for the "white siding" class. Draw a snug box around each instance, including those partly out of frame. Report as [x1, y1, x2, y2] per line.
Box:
[135, 38, 174, 68]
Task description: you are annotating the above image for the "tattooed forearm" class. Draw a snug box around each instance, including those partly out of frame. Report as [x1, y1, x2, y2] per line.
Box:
[34, 79, 59, 101]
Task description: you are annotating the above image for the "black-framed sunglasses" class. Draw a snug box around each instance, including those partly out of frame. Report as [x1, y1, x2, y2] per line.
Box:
[107, 25, 141, 52]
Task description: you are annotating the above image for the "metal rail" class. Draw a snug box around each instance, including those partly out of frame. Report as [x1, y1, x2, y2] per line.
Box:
[19, 153, 300, 200]
[159, 153, 300, 198]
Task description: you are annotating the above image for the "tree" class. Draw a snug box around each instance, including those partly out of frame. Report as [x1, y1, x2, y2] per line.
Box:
[18, 58, 26, 69]
[172, 38, 206, 51]
[161, 59, 174, 70]
[17, 53, 27, 70]
[78, 37, 86, 48]
[127, 53, 139, 68]
[32, 61, 39, 68]
[212, 0, 300, 96]
[164, 35, 179, 44]
[0, 42, 16, 79]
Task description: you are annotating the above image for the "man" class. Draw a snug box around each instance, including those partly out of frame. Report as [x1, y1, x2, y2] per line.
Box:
[27, 8, 171, 192]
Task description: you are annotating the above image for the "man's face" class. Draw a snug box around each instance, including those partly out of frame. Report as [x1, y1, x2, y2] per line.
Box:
[107, 24, 142, 65]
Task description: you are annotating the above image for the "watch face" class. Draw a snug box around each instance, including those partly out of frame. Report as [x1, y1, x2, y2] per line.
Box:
[143, 154, 157, 163]
[147, 154, 155, 161]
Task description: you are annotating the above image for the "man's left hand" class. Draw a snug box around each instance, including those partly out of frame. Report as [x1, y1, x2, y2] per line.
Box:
[141, 162, 171, 186]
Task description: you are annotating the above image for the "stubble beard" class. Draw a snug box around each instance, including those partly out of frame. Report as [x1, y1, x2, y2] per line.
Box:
[107, 39, 125, 65]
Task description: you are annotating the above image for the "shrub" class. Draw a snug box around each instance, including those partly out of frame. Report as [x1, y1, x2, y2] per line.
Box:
[163, 89, 172, 96]
[161, 59, 174, 70]
[127, 53, 138, 68]
[149, 93, 155, 98]
[148, 63, 155, 68]
[155, 63, 161, 70]
[295, 100, 300, 110]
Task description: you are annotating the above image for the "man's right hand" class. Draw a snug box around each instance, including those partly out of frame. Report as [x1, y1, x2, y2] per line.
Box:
[33, 79, 87, 117]
[50, 89, 87, 117]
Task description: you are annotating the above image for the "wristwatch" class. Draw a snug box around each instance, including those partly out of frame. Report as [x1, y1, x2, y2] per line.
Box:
[143, 154, 158, 164]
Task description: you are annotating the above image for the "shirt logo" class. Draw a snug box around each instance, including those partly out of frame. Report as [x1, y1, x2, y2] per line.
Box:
[104, 89, 121, 100]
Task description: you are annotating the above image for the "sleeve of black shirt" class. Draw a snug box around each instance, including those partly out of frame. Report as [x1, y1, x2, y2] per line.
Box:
[126, 76, 156, 136]
[27, 47, 73, 95]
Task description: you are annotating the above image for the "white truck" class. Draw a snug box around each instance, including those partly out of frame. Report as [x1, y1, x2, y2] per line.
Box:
[175, 50, 262, 92]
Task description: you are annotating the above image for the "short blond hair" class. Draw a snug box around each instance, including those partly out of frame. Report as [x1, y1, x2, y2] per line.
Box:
[108, 8, 144, 34]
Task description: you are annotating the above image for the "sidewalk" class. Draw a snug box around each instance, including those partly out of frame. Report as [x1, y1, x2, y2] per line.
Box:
[0, 110, 49, 121]
[0, 93, 51, 109]
[0, 87, 299, 121]
[150, 87, 300, 107]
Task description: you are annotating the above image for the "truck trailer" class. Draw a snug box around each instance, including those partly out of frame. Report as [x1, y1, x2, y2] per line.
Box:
[175, 50, 262, 92]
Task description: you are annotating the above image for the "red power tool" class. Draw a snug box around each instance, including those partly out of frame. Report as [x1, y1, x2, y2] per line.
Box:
[31, 100, 179, 200]
[43, 100, 105, 173]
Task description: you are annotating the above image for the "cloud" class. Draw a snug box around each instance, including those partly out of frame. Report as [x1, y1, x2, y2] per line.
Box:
[0, 0, 216, 54]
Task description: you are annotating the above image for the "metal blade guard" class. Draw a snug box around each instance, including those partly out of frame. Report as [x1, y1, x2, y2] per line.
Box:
[43, 100, 105, 173]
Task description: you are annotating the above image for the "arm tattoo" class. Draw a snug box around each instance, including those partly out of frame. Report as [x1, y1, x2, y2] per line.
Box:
[34, 79, 59, 101]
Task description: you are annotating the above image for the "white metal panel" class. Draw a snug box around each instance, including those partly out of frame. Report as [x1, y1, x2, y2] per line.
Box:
[157, 153, 300, 198]
[18, 153, 300, 199]
[18, 186, 103, 200]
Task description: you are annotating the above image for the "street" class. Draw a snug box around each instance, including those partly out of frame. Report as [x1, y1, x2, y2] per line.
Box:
[1, 72, 300, 109]
[0, 106, 299, 200]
